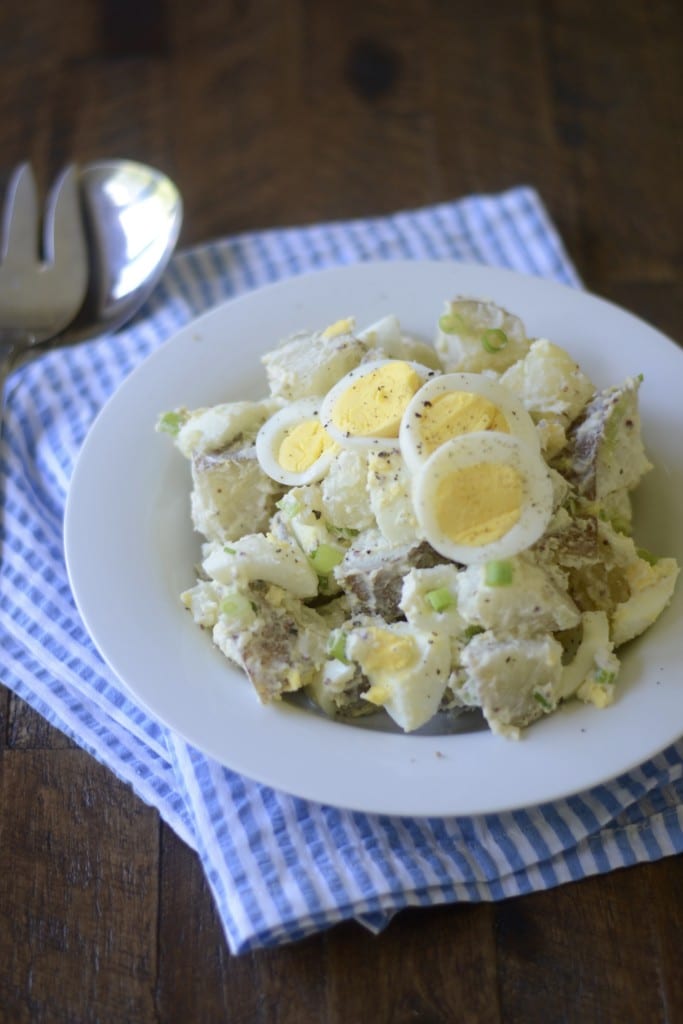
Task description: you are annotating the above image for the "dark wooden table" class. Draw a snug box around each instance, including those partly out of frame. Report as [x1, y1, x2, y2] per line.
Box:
[1, 2, 681, 1021]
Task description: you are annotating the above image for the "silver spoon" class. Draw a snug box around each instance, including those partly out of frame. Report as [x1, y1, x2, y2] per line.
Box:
[0, 159, 182, 556]
[58, 158, 183, 346]
[7, 159, 182, 367]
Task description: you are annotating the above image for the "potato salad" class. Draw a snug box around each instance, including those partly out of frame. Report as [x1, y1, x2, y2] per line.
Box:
[157, 298, 679, 738]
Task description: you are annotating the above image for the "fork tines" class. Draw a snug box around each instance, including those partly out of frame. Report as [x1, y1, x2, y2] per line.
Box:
[0, 163, 88, 335]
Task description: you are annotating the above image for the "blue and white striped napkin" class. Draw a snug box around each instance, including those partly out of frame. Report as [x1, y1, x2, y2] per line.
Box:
[2, 187, 682, 954]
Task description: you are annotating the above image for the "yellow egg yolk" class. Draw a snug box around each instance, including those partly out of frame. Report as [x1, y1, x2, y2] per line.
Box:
[417, 392, 509, 456]
[322, 317, 354, 339]
[277, 420, 334, 473]
[436, 462, 523, 547]
[357, 628, 419, 704]
[332, 362, 423, 438]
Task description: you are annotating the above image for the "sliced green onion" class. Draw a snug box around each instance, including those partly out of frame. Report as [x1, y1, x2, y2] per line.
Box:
[594, 668, 616, 685]
[533, 690, 553, 711]
[481, 328, 508, 354]
[438, 311, 466, 335]
[637, 547, 659, 566]
[611, 516, 631, 535]
[310, 543, 344, 574]
[332, 525, 360, 539]
[425, 586, 455, 612]
[464, 624, 485, 640]
[275, 494, 301, 519]
[157, 410, 185, 436]
[484, 560, 514, 586]
[223, 545, 236, 554]
[327, 629, 349, 663]
[219, 593, 254, 620]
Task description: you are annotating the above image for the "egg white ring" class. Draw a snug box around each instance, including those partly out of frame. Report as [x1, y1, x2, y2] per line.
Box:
[399, 371, 540, 473]
[255, 397, 337, 486]
[320, 359, 438, 452]
[413, 431, 553, 565]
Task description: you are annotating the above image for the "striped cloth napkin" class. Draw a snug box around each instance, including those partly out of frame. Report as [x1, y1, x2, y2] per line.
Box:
[2, 187, 682, 955]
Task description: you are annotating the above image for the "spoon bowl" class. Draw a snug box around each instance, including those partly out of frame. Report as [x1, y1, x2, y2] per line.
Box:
[58, 159, 183, 345]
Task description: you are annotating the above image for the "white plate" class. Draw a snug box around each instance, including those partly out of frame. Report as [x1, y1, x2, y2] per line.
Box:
[64, 261, 683, 817]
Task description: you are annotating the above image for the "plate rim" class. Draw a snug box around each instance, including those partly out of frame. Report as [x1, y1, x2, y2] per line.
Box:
[64, 258, 683, 817]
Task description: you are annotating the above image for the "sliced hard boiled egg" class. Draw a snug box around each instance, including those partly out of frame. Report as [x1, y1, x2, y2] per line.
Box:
[412, 432, 554, 564]
[255, 398, 337, 486]
[320, 359, 435, 451]
[399, 372, 540, 473]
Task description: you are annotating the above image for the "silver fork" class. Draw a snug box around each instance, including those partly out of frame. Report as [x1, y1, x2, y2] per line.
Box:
[0, 163, 89, 418]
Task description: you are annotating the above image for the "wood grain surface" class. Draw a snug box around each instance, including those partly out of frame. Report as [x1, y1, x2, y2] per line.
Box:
[1, 1, 681, 1021]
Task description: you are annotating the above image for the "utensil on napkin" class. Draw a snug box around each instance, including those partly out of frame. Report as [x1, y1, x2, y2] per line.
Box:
[3, 159, 183, 367]
[2, 188, 682, 955]
[0, 158, 182, 563]
[0, 164, 88, 413]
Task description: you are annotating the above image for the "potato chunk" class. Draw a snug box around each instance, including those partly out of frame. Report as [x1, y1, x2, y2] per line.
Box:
[557, 377, 652, 500]
[191, 440, 283, 543]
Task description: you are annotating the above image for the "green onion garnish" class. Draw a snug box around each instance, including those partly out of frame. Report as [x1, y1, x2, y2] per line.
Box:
[637, 547, 659, 566]
[332, 525, 360, 539]
[275, 494, 301, 519]
[426, 586, 455, 612]
[464, 625, 485, 640]
[438, 312, 466, 335]
[533, 690, 553, 711]
[481, 328, 508, 353]
[594, 669, 616, 685]
[310, 543, 344, 574]
[327, 629, 348, 663]
[484, 560, 514, 586]
[611, 516, 631, 535]
[223, 545, 236, 554]
[219, 593, 253, 620]
[157, 410, 185, 436]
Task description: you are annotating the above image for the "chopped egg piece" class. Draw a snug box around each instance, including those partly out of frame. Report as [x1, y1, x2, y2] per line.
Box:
[347, 621, 450, 731]
[202, 534, 319, 600]
[611, 555, 679, 646]
[322, 317, 356, 339]
[359, 314, 443, 369]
